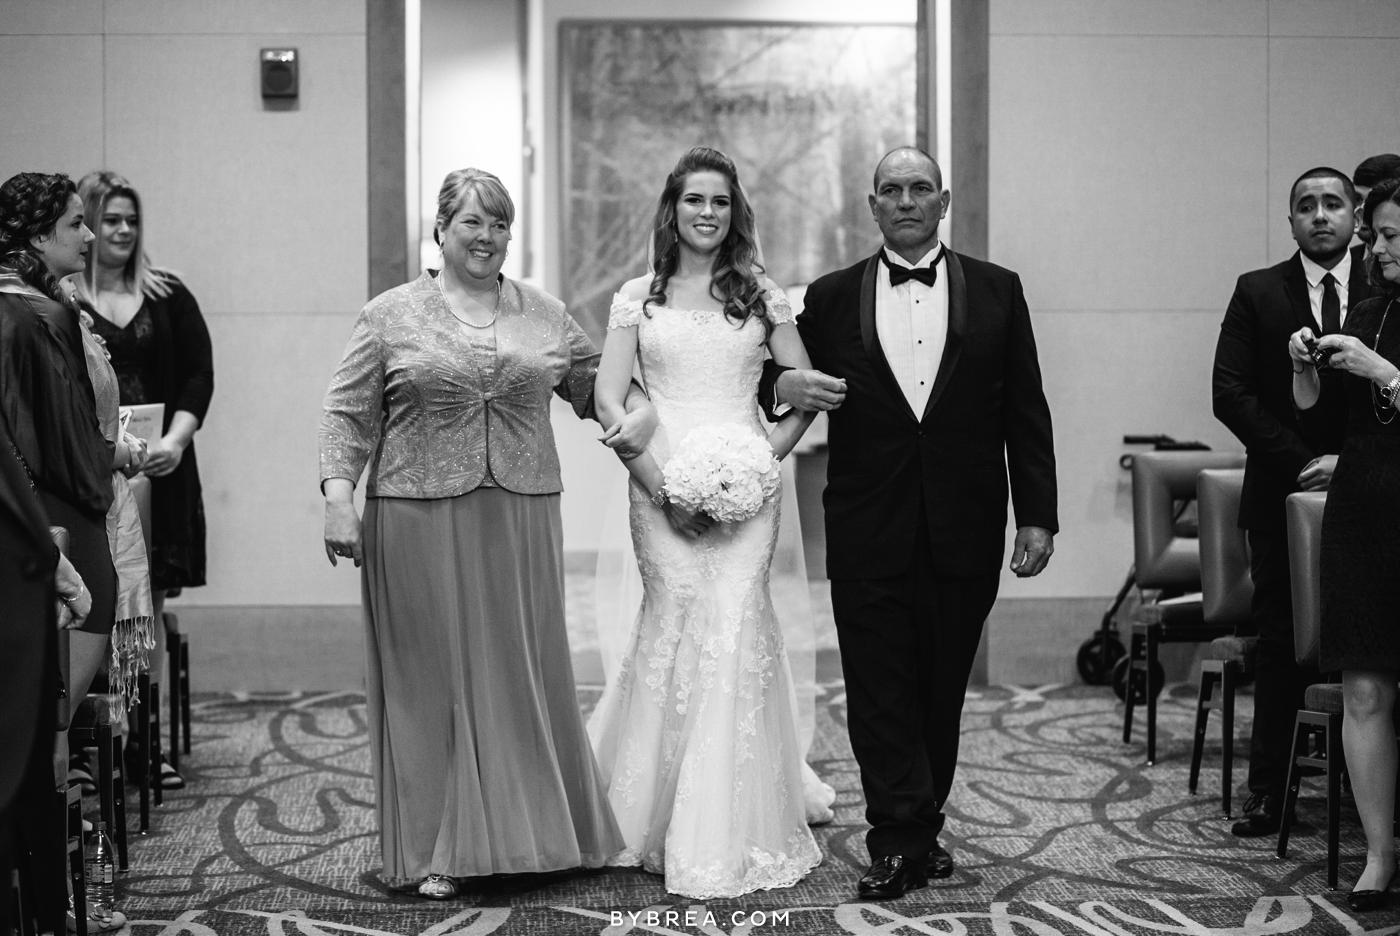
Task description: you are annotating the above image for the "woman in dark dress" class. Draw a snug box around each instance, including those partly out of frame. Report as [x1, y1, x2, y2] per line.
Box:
[74, 171, 213, 789]
[1291, 177, 1400, 910]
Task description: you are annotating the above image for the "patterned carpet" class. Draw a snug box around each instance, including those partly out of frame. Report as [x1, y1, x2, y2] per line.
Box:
[99, 682, 1400, 935]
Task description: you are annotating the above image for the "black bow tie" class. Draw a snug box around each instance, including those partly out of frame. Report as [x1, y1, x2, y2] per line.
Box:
[882, 250, 940, 288]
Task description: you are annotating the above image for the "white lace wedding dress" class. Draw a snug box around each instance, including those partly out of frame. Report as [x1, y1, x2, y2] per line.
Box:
[587, 289, 826, 899]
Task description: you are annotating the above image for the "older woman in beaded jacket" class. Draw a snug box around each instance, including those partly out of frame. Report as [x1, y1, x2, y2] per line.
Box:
[319, 169, 653, 899]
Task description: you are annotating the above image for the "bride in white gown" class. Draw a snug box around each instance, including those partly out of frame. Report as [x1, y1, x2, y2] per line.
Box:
[588, 147, 832, 899]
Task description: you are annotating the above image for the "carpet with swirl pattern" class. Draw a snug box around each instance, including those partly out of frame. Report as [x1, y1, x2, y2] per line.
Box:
[100, 683, 1400, 935]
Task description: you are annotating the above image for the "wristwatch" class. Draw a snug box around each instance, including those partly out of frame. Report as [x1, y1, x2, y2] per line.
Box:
[1381, 374, 1400, 407]
[650, 487, 669, 509]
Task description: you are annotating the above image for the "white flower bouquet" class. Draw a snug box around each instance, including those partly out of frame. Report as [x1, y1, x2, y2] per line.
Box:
[661, 424, 781, 524]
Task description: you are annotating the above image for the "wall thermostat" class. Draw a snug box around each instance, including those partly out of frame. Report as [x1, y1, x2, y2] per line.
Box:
[261, 48, 299, 98]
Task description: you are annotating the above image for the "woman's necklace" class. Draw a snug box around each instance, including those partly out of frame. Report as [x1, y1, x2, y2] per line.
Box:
[438, 271, 500, 329]
[1370, 298, 1396, 425]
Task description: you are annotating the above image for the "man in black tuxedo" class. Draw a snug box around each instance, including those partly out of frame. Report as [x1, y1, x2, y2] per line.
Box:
[1212, 167, 1370, 837]
[764, 147, 1058, 898]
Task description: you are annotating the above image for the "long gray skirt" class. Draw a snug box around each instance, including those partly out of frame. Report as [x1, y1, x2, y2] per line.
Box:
[362, 488, 623, 884]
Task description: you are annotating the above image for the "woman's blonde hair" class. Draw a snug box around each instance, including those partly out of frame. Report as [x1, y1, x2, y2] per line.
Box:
[433, 168, 514, 245]
[74, 170, 175, 303]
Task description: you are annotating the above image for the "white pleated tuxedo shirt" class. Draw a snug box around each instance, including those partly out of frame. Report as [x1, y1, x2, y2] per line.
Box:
[877, 244, 948, 417]
[1299, 248, 1353, 331]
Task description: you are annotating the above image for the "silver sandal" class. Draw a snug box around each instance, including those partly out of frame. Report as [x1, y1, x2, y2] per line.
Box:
[417, 873, 457, 900]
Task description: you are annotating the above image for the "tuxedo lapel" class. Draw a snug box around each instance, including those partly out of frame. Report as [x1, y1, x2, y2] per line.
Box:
[921, 250, 967, 423]
[858, 253, 918, 422]
[1281, 252, 1316, 333]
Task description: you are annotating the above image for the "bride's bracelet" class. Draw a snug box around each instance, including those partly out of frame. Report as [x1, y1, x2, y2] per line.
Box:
[650, 487, 669, 509]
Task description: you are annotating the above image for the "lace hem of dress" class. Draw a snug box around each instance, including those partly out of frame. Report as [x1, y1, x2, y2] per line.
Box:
[605, 839, 822, 900]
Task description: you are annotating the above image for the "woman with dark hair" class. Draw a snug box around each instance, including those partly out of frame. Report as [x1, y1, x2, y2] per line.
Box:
[320, 168, 653, 898]
[0, 171, 117, 710]
[1291, 176, 1400, 911]
[586, 146, 826, 898]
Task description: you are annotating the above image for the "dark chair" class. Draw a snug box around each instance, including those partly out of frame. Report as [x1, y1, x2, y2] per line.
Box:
[47, 528, 89, 936]
[66, 698, 128, 873]
[1188, 468, 1257, 816]
[62, 783, 88, 936]
[166, 614, 191, 771]
[1277, 491, 1345, 886]
[1122, 451, 1245, 764]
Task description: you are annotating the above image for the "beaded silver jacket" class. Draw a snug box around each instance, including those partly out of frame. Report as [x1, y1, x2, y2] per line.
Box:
[319, 271, 598, 498]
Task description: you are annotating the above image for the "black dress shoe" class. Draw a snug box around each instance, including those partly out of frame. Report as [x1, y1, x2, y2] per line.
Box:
[858, 855, 928, 899]
[1347, 889, 1389, 912]
[925, 843, 954, 879]
[1230, 794, 1287, 838]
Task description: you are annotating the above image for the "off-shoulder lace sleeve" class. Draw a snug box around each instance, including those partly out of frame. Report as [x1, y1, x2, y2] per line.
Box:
[608, 293, 646, 329]
[765, 286, 795, 326]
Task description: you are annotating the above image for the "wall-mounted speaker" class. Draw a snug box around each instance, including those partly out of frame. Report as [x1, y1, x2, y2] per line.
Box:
[261, 48, 299, 99]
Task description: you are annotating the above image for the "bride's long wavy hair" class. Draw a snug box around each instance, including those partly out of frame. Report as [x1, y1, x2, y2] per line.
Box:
[645, 147, 769, 332]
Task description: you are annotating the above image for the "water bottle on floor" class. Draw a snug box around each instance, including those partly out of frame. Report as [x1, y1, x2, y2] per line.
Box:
[84, 821, 116, 909]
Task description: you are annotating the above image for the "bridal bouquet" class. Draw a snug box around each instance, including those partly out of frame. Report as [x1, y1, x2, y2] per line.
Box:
[661, 424, 781, 524]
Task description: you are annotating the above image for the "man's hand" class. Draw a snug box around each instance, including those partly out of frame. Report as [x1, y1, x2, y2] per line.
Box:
[774, 369, 847, 412]
[1297, 454, 1338, 492]
[1009, 526, 1054, 577]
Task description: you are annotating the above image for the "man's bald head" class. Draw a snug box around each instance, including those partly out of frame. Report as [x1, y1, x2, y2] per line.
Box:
[873, 147, 942, 193]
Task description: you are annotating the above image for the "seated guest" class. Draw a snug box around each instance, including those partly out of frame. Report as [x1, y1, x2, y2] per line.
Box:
[1213, 167, 1369, 837]
[1291, 177, 1400, 910]
[0, 172, 117, 710]
[1353, 154, 1400, 248]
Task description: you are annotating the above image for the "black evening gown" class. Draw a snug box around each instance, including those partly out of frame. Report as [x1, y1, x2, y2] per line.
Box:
[87, 277, 212, 591]
[1316, 293, 1400, 673]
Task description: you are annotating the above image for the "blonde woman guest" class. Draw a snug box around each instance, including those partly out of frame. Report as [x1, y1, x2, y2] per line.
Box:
[75, 171, 213, 789]
[320, 168, 653, 899]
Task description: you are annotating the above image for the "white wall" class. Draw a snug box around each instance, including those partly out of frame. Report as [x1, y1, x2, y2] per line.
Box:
[528, 0, 919, 557]
[988, 0, 1400, 602]
[419, 0, 524, 278]
[0, 0, 368, 609]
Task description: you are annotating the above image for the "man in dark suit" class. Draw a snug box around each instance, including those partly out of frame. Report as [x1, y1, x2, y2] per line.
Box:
[1212, 167, 1369, 837]
[764, 147, 1058, 898]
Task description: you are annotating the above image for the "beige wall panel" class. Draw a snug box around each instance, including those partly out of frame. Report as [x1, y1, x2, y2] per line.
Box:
[1268, 0, 1400, 38]
[989, 35, 1268, 312]
[102, 33, 366, 316]
[178, 313, 364, 607]
[1266, 36, 1400, 263]
[993, 309, 1241, 599]
[990, 0, 1266, 37]
[0, 0, 102, 34]
[0, 36, 104, 179]
[103, 0, 363, 35]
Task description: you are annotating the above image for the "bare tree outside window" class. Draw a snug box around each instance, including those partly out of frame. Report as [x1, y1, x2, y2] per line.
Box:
[561, 22, 917, 344]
